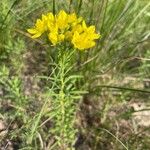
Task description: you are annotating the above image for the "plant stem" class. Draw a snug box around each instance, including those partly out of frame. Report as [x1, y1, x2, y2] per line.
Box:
[59, 52, 66, 148]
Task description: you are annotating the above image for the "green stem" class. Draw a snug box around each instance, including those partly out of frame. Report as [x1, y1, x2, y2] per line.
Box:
[59, 53, 66, 147]
[53, 0, 56, 15]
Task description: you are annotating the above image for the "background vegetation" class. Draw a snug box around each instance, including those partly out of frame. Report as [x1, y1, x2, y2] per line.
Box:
[0, 0, 150, 149]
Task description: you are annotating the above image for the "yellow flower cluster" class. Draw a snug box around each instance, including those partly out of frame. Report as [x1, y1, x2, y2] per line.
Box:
[27, 10, 100, 50]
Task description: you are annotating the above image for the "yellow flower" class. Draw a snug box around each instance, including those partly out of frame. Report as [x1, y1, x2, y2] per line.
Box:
[82, 21, 100, 39]
[68, 13, 77, 24]
[72, 17, 83, 27]
[48, 32, 65, 45]
[48, 25, 65, 46]
[47, 12, 55, 32]
[56, 10, 68, 30]
[72, 31, 94, 50]
[27, 16, 47, 38]
[48, 32, 58, 45]
[66, 24, 83, 40]
[27, 10, 100, 49]
[72, 24, 83, 34]
[72, 21, 100, 50]
[47, 12, 55, 22]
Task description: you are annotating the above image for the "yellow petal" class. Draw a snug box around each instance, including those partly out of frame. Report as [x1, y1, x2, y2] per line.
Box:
[27, 28, 37, 34]
[68, 13, 77, 23]
[82, 21, 87, 30]
[31, 33, 42, 38]
[88, 26, 95, 33]
[47, 12, 54, 21]
[93, 33, 100, 39]
[56, 10, 68, 30]
[48, 32, 58, 45]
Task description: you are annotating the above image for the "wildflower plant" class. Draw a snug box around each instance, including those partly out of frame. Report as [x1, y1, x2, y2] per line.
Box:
[27, 10, 100, 50]
[27, 10, 100, 149]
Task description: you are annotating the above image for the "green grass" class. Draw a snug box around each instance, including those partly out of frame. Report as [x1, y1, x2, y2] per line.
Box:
[0, 0, 150, 149]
